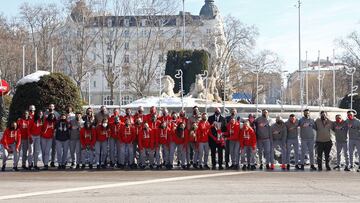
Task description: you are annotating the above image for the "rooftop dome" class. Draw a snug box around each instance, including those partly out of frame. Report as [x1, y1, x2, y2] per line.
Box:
[199, 0, 219, 19]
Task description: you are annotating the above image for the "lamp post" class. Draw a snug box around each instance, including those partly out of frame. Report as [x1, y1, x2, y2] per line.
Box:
[22, 45, 25, 77]
[305, 51, 309, 105]
[182, 0, 186, 50]
[345, 67, 357, 110]
[158, 65, 162, 109]
[86, 72, 91, 105]
[118, 67, 123, 110]
[201, 70, 209, 114]
[251, 67, 263, 117]
[332, 49, 336, 107]
[175, 69, 184, 110]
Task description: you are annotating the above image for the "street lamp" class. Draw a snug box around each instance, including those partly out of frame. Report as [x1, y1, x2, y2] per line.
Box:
[175, 69, 184, 110]
[201, 70, 209, 114]
[118, 67, 123, 109]
[345, 67, 357, 110]
[158, 65, 162, 109]
[86, 72, 92, 106]
[251, 67, 263, 117]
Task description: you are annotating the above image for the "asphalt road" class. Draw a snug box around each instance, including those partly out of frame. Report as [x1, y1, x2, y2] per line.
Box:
[0, 167, 359, 203]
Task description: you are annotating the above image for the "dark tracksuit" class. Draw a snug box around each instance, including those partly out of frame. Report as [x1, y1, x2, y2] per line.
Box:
[208, 114, 226, 168]
[314, 118, 333, 169]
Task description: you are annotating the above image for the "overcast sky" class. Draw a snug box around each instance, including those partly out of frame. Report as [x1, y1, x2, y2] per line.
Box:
[1, 0, 359, 72]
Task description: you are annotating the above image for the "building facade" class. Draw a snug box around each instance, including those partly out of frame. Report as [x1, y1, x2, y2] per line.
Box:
[63, 0, 227, 106]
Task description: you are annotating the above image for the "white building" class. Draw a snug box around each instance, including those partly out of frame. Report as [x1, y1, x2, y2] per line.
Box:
[63, 0, 227, 106]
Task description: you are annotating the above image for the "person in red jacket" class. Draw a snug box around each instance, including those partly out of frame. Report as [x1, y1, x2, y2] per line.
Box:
[119, 118, 136, 169]
[186, 112, 199, 169]
[138, 123, 156, 169]
[171, 122, 188, 169]
[121, 108, 134, 124]
[155, 121, 171, 169]
[29, 110, 44, 170]
[1, 121, 21, 171]
[109, 116, 121, 167]
[196, 113, 211, 170]
[80, 121, 96, 169]
[29, 105, 36, 120]
[145, 106, 158, 124]
[159, 108, 172, 124]
[226, 118, 241, 170]
[41, 113, 56, 170]
[133, 117, 143, 166]
[95, 118, 110, 169]
[240, 121, 257, 170]
[17, 110, 32, 170]
[134, 106, 146, 125]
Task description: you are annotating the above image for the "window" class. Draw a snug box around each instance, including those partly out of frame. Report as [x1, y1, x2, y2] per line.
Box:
[124, 42, 129, 50]
[93, 81, 96, 88]
[121, 95, 133, 105]
[159, 54, 164, 63]
[176, 29, 181, 35]
[141, 19, 147, 27]
[107, 55, 112, 64]
[159, 42, 164, 49]
[192, 41, 196, 47]
[124, 30, 130, 37]
[175, 41, 181, 49]
[103, 95, 112, 105]
[206, 29, 212, 34]
[93, 52, 96, 61]
[107, 18, 113, 27]
[124, 55, 130, 63]
[77, 30, 81, 37]
[124, 19, 130, 27]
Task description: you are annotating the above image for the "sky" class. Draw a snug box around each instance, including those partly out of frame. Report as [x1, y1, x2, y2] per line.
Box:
[1, 0, 359, 72]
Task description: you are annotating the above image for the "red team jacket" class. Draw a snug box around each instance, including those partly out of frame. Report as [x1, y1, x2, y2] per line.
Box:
[17, 118, 31, 140]
[109, 122, 121, 140]
[41, 120, 56, 139]
[80, 127, 96, 149]
[156, 127, 172, 146]
[226, 122, 241, 141]
[29, 119, 43, 137]
[239, 126, 257, 149]
[95, 126, 110, 142]
[138, 128, 155, 150]
[119, 124, 135, 144]
[1, 128, 21, 151]
[173, 128, 188, 145]
[196, 120, 211, 143]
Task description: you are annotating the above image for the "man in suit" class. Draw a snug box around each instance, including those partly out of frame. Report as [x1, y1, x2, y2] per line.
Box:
[208, 107, 227, 170]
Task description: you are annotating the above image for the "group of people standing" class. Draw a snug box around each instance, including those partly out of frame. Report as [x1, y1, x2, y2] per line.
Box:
[1, 104, 359, 172]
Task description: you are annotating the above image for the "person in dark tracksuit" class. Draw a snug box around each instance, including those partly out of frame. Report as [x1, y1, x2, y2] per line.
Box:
[346, 110, 360, 171]
[298, 109, 317, 171]
[255, 109, 272, 170]
[55, 114, 71, 170]
[314, 111, 333, 171]
[270, 116, 287, 170]
[208, 107, 226, 170]
[332, 114, 350, 171]
[285, 114, 300, 170]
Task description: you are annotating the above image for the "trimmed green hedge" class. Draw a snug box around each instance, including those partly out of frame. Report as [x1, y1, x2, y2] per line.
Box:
[165, 50, 209, 95]
[8, 73, 82, 125]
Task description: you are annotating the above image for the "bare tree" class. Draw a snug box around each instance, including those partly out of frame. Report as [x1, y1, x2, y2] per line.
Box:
[61, 0, 99, 97]
[19, 3, 64, 72]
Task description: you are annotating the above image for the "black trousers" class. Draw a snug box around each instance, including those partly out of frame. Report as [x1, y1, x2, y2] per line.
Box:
[210, 144, 224, 167]
[316, 141, 333, 168]
[225, 140, 230, 166]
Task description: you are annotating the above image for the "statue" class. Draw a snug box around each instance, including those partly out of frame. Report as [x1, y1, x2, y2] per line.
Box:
[161, 75, 175, 97]
[188, 74, 221, 102]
